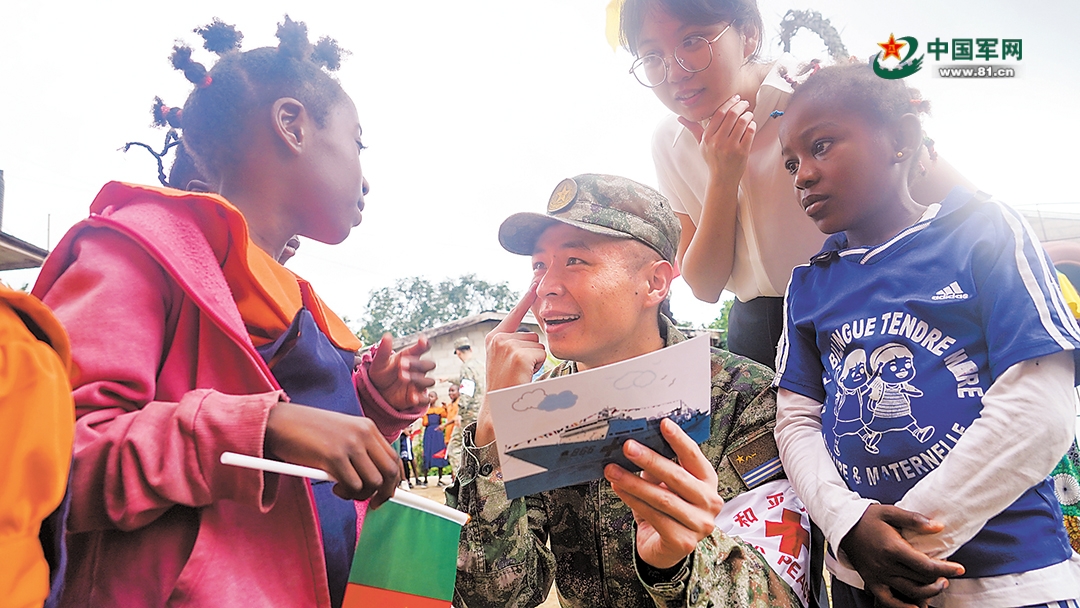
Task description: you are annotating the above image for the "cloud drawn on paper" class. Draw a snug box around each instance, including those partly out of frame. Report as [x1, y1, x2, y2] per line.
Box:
[613, 370, 657, 390]
[512, 389, 548, 412]
[511, 389, 579, 412]
[538, 391, 578, 411]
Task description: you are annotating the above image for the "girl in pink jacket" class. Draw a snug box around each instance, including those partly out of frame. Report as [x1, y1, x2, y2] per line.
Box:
[33, 17, 432, 608]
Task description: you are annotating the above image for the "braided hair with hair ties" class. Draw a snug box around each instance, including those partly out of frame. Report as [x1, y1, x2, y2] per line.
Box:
[119, 97, 185, 187]
[789, 62, 930, 124]
[779, 10, 850, 64]
[152, 96, 184, 129]
[123, 95, 214, 189]
[170, 15, 348, 182]
[195, 17, 243, 55]
[170, 46, 211, 88]
[789, 62, 938, 175]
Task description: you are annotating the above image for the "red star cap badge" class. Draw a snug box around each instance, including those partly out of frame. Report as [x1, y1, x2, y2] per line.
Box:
[878, 34, 906, 61]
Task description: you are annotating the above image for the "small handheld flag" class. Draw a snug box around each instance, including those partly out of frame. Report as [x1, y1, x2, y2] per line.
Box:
[343, 493, 465, 607]
[220, 452, 468, 607]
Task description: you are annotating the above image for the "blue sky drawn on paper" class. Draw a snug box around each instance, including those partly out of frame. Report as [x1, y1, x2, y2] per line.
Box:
[614, 370, 657, 390]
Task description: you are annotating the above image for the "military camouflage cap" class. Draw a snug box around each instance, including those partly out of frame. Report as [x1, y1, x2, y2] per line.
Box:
[498, 174, 680, 263]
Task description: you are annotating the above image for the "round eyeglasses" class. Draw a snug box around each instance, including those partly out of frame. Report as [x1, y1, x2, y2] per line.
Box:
[629, 24, 732, 88]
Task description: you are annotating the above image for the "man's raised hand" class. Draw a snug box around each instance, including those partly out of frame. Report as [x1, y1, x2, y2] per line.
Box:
[474, 282, 545, 446]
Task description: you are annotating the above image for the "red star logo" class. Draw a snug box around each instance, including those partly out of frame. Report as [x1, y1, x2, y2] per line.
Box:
[765, 508, 810, 559]
[878, 34, 906, 61]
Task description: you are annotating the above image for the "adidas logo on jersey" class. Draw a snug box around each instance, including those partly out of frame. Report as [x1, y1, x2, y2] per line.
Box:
[932, 281, 969, 300]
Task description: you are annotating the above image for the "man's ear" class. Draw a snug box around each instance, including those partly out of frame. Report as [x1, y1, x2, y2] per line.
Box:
[644, 259, 675, 308]
[271, 97, 309, 155]
[892, 113, 923, 163]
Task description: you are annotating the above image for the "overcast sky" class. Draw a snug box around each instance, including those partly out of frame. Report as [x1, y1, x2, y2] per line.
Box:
[1, 0, 1076, 329]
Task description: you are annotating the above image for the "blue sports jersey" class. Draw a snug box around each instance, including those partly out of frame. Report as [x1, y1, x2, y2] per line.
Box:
[775, 188, 1080, 578]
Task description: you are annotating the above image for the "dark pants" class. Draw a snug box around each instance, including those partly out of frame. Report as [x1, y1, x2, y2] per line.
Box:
[831, 576, 876, 608]
[726, 296, 785, 370]
[728, 295, 829, 608]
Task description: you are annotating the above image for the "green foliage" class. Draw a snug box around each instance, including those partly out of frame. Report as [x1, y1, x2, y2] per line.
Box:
[705, 298, 735, 348]
[360, 274, 519, 343]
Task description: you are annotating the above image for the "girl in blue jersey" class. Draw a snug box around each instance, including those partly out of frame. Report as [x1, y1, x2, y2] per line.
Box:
[773, 62, 1080, 608]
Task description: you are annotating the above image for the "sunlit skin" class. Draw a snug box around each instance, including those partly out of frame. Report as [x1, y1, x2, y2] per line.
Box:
[220, 97, 369, 261]
[635, 7, 765, 123]
[778, 96, 927, 248]
[529, 224, 666, 371]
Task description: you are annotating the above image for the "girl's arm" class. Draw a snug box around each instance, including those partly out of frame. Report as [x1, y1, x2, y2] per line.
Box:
[40, 230, 285, 533]
[354, 339, 429, 442]
[895, 351, 1076, 557]
[679, 175, 740, 303]
[669, 98, 755, 304]
[777, 388, 962, 603]
[775, 388, 876, 549]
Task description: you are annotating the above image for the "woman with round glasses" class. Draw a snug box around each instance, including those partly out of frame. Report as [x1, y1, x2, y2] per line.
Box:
[619, 0, 972, 369]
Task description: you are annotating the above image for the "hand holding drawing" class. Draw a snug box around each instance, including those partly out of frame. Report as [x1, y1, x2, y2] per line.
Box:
[605, 418, 724, 569]
[368, 334, 436, 410]
[475, 282, 544, 446]
[840, 505, 964, 608]
[265, 402, 401, 507]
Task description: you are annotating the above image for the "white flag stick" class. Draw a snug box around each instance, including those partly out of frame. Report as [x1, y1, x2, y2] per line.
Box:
[219, 452, 469, 525]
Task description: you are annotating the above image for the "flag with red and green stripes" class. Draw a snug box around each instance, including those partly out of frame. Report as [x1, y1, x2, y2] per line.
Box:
[342, 492, 467, 608]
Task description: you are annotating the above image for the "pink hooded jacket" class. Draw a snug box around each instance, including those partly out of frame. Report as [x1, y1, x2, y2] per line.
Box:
[33, 183, 422, 607]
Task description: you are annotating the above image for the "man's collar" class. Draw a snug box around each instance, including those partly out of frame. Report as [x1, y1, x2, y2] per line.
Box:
[659, 313, 685, 347]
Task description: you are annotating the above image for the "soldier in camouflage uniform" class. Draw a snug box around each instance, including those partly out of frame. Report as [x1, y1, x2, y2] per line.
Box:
[447, 337, 485, 471]
[446, 174, 800, 608]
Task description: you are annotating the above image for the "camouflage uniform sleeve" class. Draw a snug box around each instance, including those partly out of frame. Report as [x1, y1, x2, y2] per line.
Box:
[643, 531, 800, 608]
[445, 422, 556, 608]
[642, 352, 800, 608]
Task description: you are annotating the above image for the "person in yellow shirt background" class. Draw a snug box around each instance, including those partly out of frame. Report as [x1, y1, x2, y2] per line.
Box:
[0, 283, 75, 608]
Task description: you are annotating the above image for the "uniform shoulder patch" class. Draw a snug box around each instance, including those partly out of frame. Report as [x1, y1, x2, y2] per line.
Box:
[728, 432, 783, 489]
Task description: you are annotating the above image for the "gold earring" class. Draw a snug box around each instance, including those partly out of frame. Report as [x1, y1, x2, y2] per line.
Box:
[896, 151, 904, 159]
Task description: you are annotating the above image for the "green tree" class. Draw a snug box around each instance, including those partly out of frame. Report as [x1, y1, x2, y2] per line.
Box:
[360, 274, 519, 343]
[705, 298, 735, 349]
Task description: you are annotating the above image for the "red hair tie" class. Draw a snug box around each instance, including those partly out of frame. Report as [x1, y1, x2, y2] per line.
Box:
[199, 75, 213, 89]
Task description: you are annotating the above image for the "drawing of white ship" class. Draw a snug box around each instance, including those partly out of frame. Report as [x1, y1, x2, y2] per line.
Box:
[505, 399, 708, 470]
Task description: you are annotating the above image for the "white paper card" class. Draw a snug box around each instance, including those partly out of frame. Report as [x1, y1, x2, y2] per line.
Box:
[488, 334, 712, 499]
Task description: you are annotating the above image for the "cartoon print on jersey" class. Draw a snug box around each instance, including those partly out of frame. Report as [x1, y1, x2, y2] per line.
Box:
[830, 349, 873, 456]
[864, 342, 935, 452]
